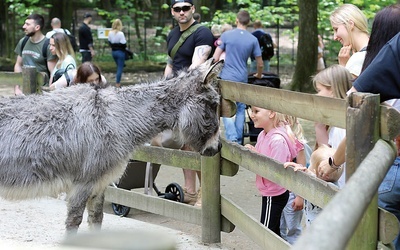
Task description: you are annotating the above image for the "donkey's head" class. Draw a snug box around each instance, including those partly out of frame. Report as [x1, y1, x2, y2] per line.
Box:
[177, 59, 224, 156]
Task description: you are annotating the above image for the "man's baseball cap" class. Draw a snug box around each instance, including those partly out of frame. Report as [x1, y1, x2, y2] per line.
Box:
[84, 13, 92, 18]
[171, 0, 193, 7]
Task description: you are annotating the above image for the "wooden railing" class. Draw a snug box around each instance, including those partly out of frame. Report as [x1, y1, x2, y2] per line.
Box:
[2, 70, 398, 249]
[0, 66, 47, 95]
[106, 80, 400, 249]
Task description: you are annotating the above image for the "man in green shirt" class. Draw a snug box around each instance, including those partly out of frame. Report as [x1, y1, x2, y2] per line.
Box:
[14, 14, 57, 78]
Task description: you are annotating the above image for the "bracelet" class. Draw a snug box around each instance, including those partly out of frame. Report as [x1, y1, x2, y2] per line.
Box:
[329, 156, 342, 170]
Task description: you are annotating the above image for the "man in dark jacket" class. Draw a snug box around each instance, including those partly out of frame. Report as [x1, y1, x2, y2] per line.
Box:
[78, 13, 95, 63]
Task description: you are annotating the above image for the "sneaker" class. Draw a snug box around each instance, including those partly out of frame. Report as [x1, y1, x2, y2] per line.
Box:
[183, 188, 197, 205]
[194, 188, 202, 207]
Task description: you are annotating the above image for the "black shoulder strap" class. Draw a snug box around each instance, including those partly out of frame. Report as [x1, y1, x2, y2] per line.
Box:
[20, 36, 29, 54]
[42, 38, 49, 60]
[63, 29, 68, 35]
[42, 38, 50, 76]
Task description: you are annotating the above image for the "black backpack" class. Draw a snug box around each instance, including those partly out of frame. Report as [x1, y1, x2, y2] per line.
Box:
[63, 29, 79, 52]
[259, 33, 274, 60]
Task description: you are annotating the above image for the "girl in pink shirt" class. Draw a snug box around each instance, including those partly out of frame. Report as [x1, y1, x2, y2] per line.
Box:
[245, 106, 298, 237]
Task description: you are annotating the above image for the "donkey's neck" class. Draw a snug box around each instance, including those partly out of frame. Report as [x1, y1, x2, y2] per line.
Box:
[110, 80, 188, 144]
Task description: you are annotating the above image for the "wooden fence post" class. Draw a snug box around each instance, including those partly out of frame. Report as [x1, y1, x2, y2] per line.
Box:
[22, 65, 37, 94]
[346, 92, 380, 250]
[201, 152, 221, 243]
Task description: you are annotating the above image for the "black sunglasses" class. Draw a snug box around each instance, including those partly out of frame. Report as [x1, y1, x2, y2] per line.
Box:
[172, 5, 192, 13]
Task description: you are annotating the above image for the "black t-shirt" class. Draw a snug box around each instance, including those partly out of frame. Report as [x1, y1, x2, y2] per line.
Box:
[166, 22, 214, 74]
[353, 32, 400, 102]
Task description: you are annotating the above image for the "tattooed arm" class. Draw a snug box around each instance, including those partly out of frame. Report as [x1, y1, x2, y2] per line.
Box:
[189, 45, 212, 70]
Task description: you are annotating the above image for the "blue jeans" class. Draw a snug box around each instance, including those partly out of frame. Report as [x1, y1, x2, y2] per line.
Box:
[378, 156, 400, 249]
[223, 102, 246, 145]
[112, 50, 125, 83]
[280, 192, 303, 244]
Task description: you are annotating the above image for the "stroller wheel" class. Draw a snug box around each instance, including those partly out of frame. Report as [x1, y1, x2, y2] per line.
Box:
[164, 182, 184, 202]
[111, 203, 131, 217]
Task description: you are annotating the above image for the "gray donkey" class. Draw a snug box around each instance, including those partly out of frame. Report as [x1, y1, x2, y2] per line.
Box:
[0, 59, 223, 234]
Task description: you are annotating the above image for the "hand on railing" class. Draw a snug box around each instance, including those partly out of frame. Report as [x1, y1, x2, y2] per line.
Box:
[283, 162, 307, 172]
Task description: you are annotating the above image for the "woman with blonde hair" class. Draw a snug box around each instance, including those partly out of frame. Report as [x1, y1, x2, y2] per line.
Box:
[108, 18, 127, 88]
[48, 32, 77, 85]
[330, 3, 369, 78]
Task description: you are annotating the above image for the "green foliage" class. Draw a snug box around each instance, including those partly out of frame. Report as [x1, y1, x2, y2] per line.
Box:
[3, 0, 400, 68]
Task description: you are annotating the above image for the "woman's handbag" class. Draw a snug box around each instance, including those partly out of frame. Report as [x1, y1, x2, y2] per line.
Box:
[125, 49, 133, 60]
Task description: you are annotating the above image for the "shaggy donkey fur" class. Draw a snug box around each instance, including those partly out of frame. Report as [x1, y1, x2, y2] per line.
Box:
[0, 59, 223, 233]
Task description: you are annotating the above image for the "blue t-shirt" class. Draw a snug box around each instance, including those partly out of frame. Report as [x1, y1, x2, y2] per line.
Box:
[167, 22, 214, 74]
[219, 28, 261, 83]
[353, 32, 400, 102]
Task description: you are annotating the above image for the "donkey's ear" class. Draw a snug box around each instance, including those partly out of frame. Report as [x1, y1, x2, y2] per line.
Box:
[202, 59, 224, 85]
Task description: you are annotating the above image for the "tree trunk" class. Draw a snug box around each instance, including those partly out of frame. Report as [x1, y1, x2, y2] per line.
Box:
[290, 0, 318, 93]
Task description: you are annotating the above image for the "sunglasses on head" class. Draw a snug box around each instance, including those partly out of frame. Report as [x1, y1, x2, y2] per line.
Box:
[172, 5, 192, 13]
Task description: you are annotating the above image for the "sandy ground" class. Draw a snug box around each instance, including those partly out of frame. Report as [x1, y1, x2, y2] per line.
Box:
[0, 163, 262, 250]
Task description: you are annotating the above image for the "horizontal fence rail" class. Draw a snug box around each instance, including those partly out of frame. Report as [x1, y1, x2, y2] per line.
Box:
[292, 139, 396, 250]
[5, 71, 397, 249]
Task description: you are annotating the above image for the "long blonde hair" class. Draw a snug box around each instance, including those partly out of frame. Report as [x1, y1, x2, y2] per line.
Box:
[312, 64, 352, 99]
[51, 32, 75, 68]
[111, 19, 123, 32]
[284, 115, 307, 144]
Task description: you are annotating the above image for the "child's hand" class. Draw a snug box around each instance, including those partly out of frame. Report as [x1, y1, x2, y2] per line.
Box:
[317, 158, 335, 181]
[244, 144, 257, 152]
[338, 44, 352, 66]
[292, 196, 304, 211]
[283, 162, 307, 172]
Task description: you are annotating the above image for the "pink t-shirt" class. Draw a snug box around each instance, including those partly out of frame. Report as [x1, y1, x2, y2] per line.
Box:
[255, 126, 298, 197]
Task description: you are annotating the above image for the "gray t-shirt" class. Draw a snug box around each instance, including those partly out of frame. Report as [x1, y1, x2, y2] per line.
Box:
[14, 37, 57, 74]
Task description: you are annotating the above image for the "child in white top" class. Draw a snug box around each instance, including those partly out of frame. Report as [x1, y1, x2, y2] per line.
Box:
[284, 144, 343, 225]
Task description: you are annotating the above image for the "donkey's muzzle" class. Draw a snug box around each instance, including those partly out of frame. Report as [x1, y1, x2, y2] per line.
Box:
[200, 141, 222, 156]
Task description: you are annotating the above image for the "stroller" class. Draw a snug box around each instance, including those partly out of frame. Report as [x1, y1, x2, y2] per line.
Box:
[111, 160, 184, 217]
[242, 72, 281, 143]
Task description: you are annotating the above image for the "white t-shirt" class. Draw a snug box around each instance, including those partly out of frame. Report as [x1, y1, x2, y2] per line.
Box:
[108, 31, 126, 44]
[345, 51, 367, 77]
[328, 127, 346, 188]
[46, 28, 71, 39]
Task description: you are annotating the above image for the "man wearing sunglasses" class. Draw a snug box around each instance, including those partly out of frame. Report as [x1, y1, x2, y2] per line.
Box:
[157, 0, 214, 206]
[164, 0, 214, 77]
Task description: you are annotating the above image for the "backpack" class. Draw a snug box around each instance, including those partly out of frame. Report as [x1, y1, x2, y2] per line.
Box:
[64, 29, 79, 52]
[21, 36, 50, 76]
[258, 33, 274, 60]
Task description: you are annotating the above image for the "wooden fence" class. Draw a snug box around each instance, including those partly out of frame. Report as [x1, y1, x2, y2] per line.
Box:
[107, 79, 400, 249]
[1, 70, 399, 249]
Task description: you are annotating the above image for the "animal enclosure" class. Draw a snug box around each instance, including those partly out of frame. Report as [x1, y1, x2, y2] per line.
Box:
[0, 66, 399, 249]
[106, 79, 400, 249]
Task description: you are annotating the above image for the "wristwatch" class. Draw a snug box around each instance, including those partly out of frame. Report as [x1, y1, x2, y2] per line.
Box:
[329, 156, 341, 170]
